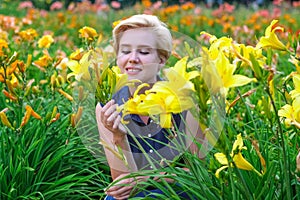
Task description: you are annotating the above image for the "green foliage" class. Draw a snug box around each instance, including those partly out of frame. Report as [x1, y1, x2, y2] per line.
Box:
[0, 90, 110, 199]
[0, 1, 300, 199]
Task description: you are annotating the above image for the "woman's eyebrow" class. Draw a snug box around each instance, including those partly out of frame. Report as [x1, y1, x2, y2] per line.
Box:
[120, 44, 154, 48]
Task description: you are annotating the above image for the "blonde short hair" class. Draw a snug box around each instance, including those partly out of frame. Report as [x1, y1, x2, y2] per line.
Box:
[112, 14, 172, 60]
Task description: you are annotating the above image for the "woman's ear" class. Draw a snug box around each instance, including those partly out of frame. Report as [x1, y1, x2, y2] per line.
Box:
[159, 56, 166, 69]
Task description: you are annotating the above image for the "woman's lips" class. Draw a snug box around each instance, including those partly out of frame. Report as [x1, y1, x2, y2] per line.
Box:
[125, 67, 142, 75]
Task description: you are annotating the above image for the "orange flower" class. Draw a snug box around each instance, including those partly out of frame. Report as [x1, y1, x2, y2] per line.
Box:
[181, 2, 195, 10]
[33, 54, 53, 69]
[70, 107, 83, 127]
[26, 105, 41, 120]
[20, 109, 31, 127]
[0, 38, 8, 56]
[50, 113, 60, 123]
[20, 105, 41, 127]
[75, 106, 83, 123]
[0, 38, 8, 49]
[2, 89, 17, 101]
[78, 26, 98, 41]
[0, 110, 13, 129]
[18, 28, 38, 42]
[58, 89, 74, 101]
[142, 0, 152, 7]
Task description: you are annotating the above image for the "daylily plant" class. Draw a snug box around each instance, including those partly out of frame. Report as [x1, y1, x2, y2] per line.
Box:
[214, 133, 263, 178]
[67, 50, 92, 81]
[119, 56, 199, 128]
[289, 74, 300, 99]
[278, 97, 300, 129]
[38, 35, 54, 49]
[278, 73, 300, 129]
[200, 32, 257, 98]
[256, 19, 287, 51]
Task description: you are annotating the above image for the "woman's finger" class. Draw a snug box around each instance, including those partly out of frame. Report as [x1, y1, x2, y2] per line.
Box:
[101, 100, 116, 124]
[107, 109, 119, 124]
[112, 114, 122, 129]
[107, 185, 133, 199]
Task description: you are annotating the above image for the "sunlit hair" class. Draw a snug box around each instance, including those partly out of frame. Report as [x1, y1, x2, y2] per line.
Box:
[112, 14, 172, 60]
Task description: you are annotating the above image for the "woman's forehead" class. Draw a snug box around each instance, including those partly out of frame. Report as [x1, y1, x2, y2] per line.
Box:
[119, 29, 157, 47]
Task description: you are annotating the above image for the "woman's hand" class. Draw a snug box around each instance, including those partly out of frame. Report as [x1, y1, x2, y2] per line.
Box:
[100, 99, 127, 140]
[105, 173, 147, 200]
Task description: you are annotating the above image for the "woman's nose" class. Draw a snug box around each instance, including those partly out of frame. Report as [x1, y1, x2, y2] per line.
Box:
[129, 51, 139, 64]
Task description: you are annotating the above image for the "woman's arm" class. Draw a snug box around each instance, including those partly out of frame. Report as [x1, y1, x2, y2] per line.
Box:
[185, 111, 207, 159]
[95, 100, 138, 180]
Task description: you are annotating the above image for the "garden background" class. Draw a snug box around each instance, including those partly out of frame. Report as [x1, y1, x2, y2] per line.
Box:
[0, 0, 299, 199]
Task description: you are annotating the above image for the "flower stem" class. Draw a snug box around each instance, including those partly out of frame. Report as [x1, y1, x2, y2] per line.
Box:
[266, 85, 292, 200]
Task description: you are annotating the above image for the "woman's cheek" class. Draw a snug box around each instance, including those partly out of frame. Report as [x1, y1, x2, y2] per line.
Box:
[116, 58, 125, 71]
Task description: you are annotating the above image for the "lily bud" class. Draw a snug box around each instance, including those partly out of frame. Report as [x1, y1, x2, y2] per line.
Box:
[0, 111, 13, 129]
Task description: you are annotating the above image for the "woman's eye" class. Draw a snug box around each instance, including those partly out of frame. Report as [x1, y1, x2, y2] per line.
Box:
[139, 51, 149, 55]
[121, 50, 130, 54]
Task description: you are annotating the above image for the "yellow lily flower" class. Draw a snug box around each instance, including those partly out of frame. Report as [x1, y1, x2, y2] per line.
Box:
[70, 48, 84, 61]
[67, 50, 92, 81]
[142, 81, 195, 128]
[200, 31, 218, 44]
[18, 28, 38, 42]
[214, 134, 262, 178]
[38, 35, 54, 49]
[278, 97, 300, 128]
[200, 48, 223, 95]
[163, 57, 199, 95]
[111, 66, 131, 93]
[216, 51, 257, 96]
[232, 43, 266, 68]
[119, 83, 149, 122]
[200, 32, 232, 60]
[199, 35, 256, 97]
[290, 74, 300, 99]
[120, 57, 197, 128]
[165, 56, 200, 83]
[288, 56, 300, 74]
[79, 26, 98, 42]
[256, 20, 287, 51]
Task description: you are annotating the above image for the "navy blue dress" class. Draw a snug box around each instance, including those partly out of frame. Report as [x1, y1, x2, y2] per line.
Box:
[104, 86, 193, 199]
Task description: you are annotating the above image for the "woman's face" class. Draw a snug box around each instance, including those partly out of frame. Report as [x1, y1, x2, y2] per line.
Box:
[116, 29, 164, 83]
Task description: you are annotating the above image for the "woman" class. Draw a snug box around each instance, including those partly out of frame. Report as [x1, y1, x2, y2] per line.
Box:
[96, 14, 203, 199]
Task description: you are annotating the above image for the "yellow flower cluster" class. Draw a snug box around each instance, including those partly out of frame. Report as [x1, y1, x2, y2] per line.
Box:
[119, 56, 199, 128]
[278, 74, 300, 128]
[214, 134, 262, 178]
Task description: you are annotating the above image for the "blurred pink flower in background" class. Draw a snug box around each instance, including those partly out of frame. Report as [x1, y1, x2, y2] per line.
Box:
[273, 0, 284, 6]
[111, 1, 121, 9]
[50, 1, 63, 11]
[222, 2, 235, 13]
[18, 1, 33, 9]
[292, 1, 300, 7]
[257, 9, 270, 18]
[272, 7, 281, 18]
[194, 6, 201, 15]
[212, 3, 235, 17]
[40, 10, 48, 18]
